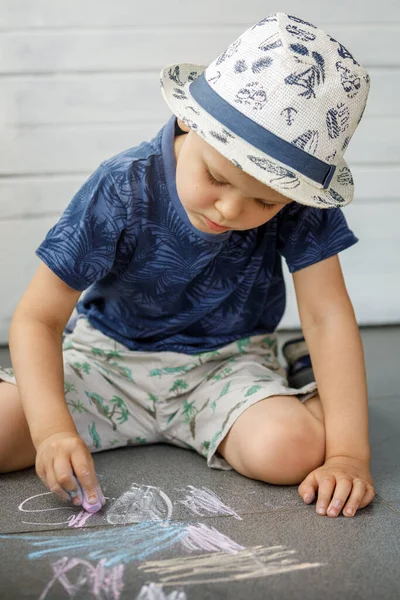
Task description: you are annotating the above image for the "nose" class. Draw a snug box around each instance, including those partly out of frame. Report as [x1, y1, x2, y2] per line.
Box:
[215, 190, 245, 223]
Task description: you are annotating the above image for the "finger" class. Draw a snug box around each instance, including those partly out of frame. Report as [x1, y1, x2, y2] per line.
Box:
[341, 478, 367, 517]
[298, 472, 318, 504]
[45, 460, 71, 502]
[71, 453, 102, 509]
[359, 484, 376, 509]
[36, 459, 49, 490]
[53, 456, 83, 505]
[36, 467, 48, 490]
[326, 477, 353, 518]
[316, 476, 336, 515]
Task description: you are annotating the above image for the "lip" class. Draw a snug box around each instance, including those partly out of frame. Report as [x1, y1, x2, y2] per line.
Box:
[204, 216, 230, 232]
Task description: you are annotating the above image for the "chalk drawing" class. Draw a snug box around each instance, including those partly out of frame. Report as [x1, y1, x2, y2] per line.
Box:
[180, 523, 244, 553]
[0, 522, 189, 566]
[17, 492, 109, 528]
[177, 485, 242, 520]
[2, 483, 325, 595]
[16, 483, 240, 529]
[139, 545, 324, 586]
[106, 484, 173, 525]
[38, 557, 124, 600]
[18, 492, 81, 526]
[135, 582, 186, 599]
[67, 509, 94, 528]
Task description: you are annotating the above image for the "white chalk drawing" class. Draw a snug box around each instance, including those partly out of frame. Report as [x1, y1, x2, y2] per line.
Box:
[106, 484, 173, 525]
[17, 485, 242, 528]
[17, 492, 108, 528]
[180, 523, 245, 553]
[38, 557, 124, 600]
[139, 545, 324, 586]
[18, 492, 82, 527]
[135, 582, 187, 599]
[177, 485, 242, 520]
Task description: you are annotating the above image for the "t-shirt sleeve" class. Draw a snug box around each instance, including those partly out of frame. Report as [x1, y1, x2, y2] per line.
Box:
[35, 166, 127, 291]
[276, 203, 359, 274]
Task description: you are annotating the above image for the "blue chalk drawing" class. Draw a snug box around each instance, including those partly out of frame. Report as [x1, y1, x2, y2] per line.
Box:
[0, 521, 188, 567]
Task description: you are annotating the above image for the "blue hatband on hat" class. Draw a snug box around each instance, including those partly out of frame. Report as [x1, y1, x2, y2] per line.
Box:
[189, 73, 336, 189]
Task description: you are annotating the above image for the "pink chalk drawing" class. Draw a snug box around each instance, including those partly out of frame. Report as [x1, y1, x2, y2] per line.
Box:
[68, 510, 94, 528]
[180, 522, 245, 553]
[38, 557, 124, 600]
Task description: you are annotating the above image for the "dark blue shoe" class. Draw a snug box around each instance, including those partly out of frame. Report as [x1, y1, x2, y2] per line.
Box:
[281, 336, 315, 388]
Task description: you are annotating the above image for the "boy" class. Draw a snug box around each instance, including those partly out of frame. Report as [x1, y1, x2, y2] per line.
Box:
[0, 13, 375, 518]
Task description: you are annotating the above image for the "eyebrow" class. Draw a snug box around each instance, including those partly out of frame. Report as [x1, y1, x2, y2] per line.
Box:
[208, 165, 291, 205]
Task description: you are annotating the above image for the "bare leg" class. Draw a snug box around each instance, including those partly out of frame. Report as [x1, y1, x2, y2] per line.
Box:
[0, 380, 36, 472]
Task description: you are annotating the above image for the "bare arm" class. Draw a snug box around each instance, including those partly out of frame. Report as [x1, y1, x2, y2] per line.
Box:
[9, 261, 82, 448]
[293, 254, 370, 461]
[300, 312, 370, 461]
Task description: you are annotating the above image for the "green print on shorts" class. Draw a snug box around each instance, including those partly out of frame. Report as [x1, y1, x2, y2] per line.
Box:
[146, 393, 159, 419]
[64, 380, 78, 395]
[63, 338, 73, 350]
[125, 437, 148, 446]
[88, 422, 101, 449]
[109, 438, 123, 447]
[149, 365, 194, 378]
[91, 348, 123, 361]
[132, 436, 147, 445]
[200, 440, 211, 456]
[208, 398, 248, 452]
[85, 391, 130, 430]
[209, 365, 233, 382]
[260, 335, 277, 352]
[169, 379, 189, 396]
[91, 348, 136, 383]
[70, 361, 91, 379]
[244, 385, 263, 397]
[111, 363, 135, 384]
[236, 337, 251, 354]
[188, 381, 232, 440]
[194, 350, 221, 363]
[66, 397, 89, 415]
[206, 356, 238, 382]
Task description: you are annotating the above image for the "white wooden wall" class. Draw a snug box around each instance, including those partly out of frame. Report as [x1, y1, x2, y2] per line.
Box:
[1, 0, 399, 342]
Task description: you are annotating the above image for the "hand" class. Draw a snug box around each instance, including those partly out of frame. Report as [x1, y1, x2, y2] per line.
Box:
[298, 455, 375, 518]
[35, 431, 105, 511]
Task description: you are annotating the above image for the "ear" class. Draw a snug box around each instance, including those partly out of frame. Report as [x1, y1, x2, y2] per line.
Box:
[177, 118, 191, 133]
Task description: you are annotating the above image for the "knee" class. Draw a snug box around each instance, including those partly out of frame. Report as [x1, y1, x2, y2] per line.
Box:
[238, 418, 325, 485]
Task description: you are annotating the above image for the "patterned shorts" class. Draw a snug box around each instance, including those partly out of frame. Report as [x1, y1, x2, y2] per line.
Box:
[0, 316, 318, 470]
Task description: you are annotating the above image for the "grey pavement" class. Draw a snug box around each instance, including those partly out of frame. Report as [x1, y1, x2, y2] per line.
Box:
[0, 327, 399, 599]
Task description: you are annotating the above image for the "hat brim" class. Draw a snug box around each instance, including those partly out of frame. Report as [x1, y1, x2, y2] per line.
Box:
[160, 63, 355, 209]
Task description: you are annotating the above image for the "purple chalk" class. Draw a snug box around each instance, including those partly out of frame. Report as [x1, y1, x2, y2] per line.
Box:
[68, 476, 105, 514]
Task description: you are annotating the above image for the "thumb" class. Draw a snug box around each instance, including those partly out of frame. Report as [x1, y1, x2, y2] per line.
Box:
[298, 470, 318, 504]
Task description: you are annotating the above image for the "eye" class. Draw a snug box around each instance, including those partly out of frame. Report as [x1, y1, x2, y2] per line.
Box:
[206, 168, 275, 210]
[256, 198, 274, 210]
[205, 169, 225, 187]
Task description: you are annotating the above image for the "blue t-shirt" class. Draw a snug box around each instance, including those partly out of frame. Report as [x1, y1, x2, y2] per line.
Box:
[36, 115, 358, 354]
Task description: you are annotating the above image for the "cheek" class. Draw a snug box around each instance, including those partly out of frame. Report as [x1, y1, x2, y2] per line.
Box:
[177, 170, 214, 210]
[245, 206, 282, 228]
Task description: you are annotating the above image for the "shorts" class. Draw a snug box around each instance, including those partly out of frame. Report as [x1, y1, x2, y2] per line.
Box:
[0, 316, 318, 470]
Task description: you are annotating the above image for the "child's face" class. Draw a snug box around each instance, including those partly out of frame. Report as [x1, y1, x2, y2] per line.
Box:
[174, 119, 293, 234]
